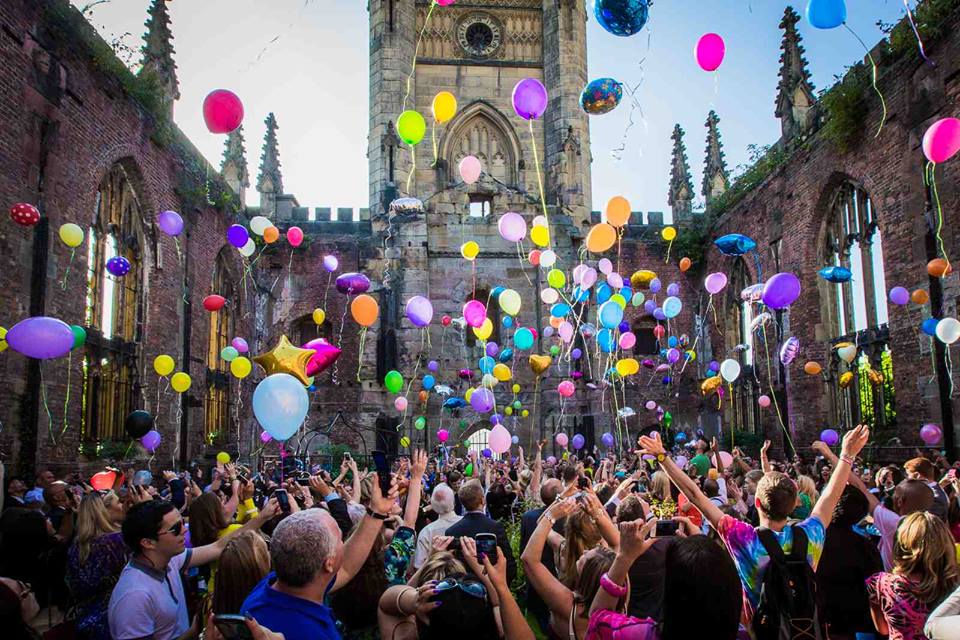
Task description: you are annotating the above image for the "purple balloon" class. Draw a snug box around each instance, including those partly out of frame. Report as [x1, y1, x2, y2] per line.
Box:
[666, 348, 681, 363]
[323, 255, 339, 273]
[106, 256, 131, 277]
[427, 360, 439, 372]
[486, 342, 499, 357]
[227, 224, 249, 248]
[666, 283, 680, 297]
[708, 360, 720, 372]
[546, 456, 557, 465]
[601, 432, 615, 447]
[889, 286, 910, 306]
[920, 423, 943, 445]
[140, 430, 161, 452]
[819, 429, 839, 446]
[302, 338, 342, 377]
[335, 272, 371, 294]
[618, 321, 630, 333]
[779, 336, 800, 365]
[470, 387, 495, 413]
[6, 316, 75, 360]
[482, 448, 493, 458]
[653, 308, 667, 321]
[643, 300, 657, 314]
[704, 272, 728, 295]
[649, 278, 662, 293]
[405, 295, 434, 328]
[260, 431, 273, 443]
[572, 434, 585, 450]
[762, 272, 801, 309]
[490, 414, 501, 425]
[571, 348, 583, 360]
[512, 78, 548, 120]
[157, 210, 184, 236]
[231, 337, 249, 353]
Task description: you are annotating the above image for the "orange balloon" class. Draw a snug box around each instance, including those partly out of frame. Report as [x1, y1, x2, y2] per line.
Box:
[679, 257, 692, 272]
[351, 294, 379, 327]
[928, 258, 952, 278]
[803, 361, 822, 376]
[418, 390, 428, 402]
[585, 223, 617, 253]
[263, 226, 279, 244]
[605, 196, 631, 227]
[549, 316, 563, 329]
[911, 289, 929, 304]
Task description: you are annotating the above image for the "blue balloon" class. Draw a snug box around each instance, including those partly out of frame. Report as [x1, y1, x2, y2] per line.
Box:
[597, 328, 617, 353]
[580, 77, 624, 115]
[253, 373, 310, 441]
[662, 296, 682, 319]
[514, 327, 534, 350]
[443, 397, 467, 410]
[818, 266, 853, 283]
[498, 347, 514, 363]
[492, 286, 506, 298]
[922, 317, 939, 336]
[423, 374, 436, 390]
[511, 435, 520, 445]
[620, 286, 632, 299]
[599, 300, 624, 329]
[594, 0, 650, 37]
[706, 369, 716, 378]
[307, 384, 317, 393]
[667, 336, 678, 348]
[675, 432, 687, 443]
[572, 286, 590, 303]
[479, 356, 495, 374]
[643, 299, 657, 314]
[715, 234, 757, 256]
[806, 0, 846, 29]
[597, 283, 613, 304]
[551, 303, 571, 317]
[653, 308, 667, 321]
[502, 316, 514, 328]
[618, 321, 630, 333]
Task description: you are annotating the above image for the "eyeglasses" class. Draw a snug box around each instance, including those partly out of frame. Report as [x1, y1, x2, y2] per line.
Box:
[159, 519, 183, 537]
[434, 578, 487, 599]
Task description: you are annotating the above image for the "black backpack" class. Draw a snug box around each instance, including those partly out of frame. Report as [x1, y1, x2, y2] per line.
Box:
[752, 526, 826, 640]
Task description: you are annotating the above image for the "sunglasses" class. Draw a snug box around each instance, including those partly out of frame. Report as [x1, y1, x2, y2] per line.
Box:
[159, 519, 184, 537]
[434, 578, 487, 599]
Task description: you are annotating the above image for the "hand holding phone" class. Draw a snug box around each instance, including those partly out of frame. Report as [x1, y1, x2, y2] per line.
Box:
[213, 614, 254, 640]
[654, 519, 679, 537]
[372, 450, 393, 498]
[475, 533, 498, 565]
[274, 489, 290, 513]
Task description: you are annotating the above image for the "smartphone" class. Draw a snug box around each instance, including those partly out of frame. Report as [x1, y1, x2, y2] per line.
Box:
[654, 520, 679, 537]
[371, 450, 393, 497]
[213, 614, 253, 640]
[295, 477, 311, 486]
[343, 452, 352, 461]
[274, 488, 290, 513]
[475, 533, 498, 565]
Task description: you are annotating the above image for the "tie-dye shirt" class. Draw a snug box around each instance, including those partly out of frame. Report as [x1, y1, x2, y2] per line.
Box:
[717, 514, 826, 623]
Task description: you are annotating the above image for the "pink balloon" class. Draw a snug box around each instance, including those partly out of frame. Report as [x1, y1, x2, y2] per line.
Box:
[581, 268, 598, 288]
[302, 338, 342, 377]
[923, 118, 960, 163]
[645, 400, 657, 411]
[695, 33, 725, 72]
[498, 212, 527, 243]
[394, 396, 408, 412]
[558, 380, 575, 397]
[920, 423, 943, 445]
[607, 273, 624, 289]
[712, 451, 734, 469]
[260, 431, 273, 444]
[437, 0, 455, 5]
[203, 89, 244, 134]
[463, 300, 487, 328]
[287, 226, 304, 247]
[489, 424, 512, 454]
[619, 332, 636, 349]
[459, 155, 482, 184]
[704, 272, 728, 295]
[437, 428, 450, 443]
[758, 394, 771, 408]
[598, 258, 613, 275]
[559, 321, 574, 343]
[555, 432, 569, 447]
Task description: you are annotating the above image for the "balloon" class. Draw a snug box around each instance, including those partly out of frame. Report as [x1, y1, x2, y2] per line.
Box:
[397, 110, 427, 145]
[220, 346, 239, 361]
[470, 387, 495, 413]
[631, 270, 657, 289]
[90, 470, 117, 491]
[401, 436, 411, 448]
[252, 335, 315, 385]
[497, 212, 527, 243]
[171, 372, 192, 393]
[394, 396, 408, 412]
[779, 337, 800, 365]
[586, 223, 617, 253]
[263, 226, 280, 243]
[493, 363, 512, 382]
[351, 294, 379, 327]
[422, 374, 436, 390]
[920, 423, 943, 445]
[758, 395, 771, 408]
[601, 432, 615, 448]
[253, 373, 310, 441]
[928, 258, 953, 278]
[804, 361, 822, 375]
[594, 0, 649, 37]
[227, 224, 249, 248]
[762, 272, 801, 309]
[666, 282, 680, 297]
[461, 241, 480, 260]
[571, 434, 585, 450]
[459, 155, 482, 185]
[619, 331, 636, 350]
[10, 202, 40, 227]
[405, 296, 434, 327]
[203, 295, 226, 312]
[662, 296, 682, 319]
[547, 269, 566, 289]
[489, 424, 512, 454]
[695, 32, 725, 72]
[605, 196, 631, 227]
[384, 370, 404, 394]
[818, 266, 853, 283]
[936, 317, 960, 344]
[540, 250, 557, 267]
[530, 226, 550, 247]
[839, 371, 854, 389]
[215, 451, 231, 465]
[70, 325, 86, 350]
[323, 255, 339, 272]
[124, 410, 154, 439]
[580, 77, 623, 115]
[106, 256, 131, 277]
[529, 354, 552, 376]
[463, 300, 487, 328]
[5, 316, 74, 359]
[661, 226, 677, 242]
[301, 338, 341, 377]
[889, 286, 910, 305]
[153, 355, 175, 377]
[714, 234, 757, 256]
[499, 289, 522, 316]
[616, 358, 639, 376]
[713, 451, 734, 470]
[806, 0, 846, 29]
[820, 429, 839, 446]
[923, 118, 960, 163]
[473, 318, 493, 341]
[701, 376, 722, 395]
[230, 356, 252, 379]
[679, 257, 692, 272]
[836, 343, 857, 364]
[415, 416, 426, 430]
[335, 272, 371, 294]
[249, 216, 270, 236]
[598, 300, 624, 329]
[59, 223, 84, 248]
[203, 89, 244, 134]
[432, 91, 457, 123]
[238, 239, 255, 258]
[436, 428, 450, 444]
[912, 289, 930, 305]
[720, 359, 740, 382]
[286, 226, 304, 247]
[558, 380, 575, 397]
[514, 327, 535, 350]
[512, 78, 548, 120]
[704, 272, 727, 295]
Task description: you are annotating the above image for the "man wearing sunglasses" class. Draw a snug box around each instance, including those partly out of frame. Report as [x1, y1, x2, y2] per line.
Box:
[108, 497, 278, 640]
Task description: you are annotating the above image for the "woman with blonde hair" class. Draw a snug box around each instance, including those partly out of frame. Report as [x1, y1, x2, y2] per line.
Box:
[209, 532, 271, 615]
[647, 471, 671, 503]
[791, 475, 819, 520]
[66, 491, 127, 640]
[867, 511, 960, 639]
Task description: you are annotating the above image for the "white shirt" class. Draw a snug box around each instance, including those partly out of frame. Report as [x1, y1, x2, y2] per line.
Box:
[414, 511, 462, 568]
[874, 504, 901, 571]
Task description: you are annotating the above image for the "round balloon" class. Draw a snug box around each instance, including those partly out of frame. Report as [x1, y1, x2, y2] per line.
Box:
[397, 110, 427, 145]
[253, 373, 310, 440]
[432, 91, 457, 124]
[405, 296, 434, 328]
[230, 356, 252, 379]
[157, 211, 183, 237]
[580, 78, 623, 115]
[923, 118, 960, 163]
[227, 224, 249, 248]
[762, 272, 801, 309]
[920, 423, 943, 445]
[5, 316, 74, 360]
[594, 0, 649, 37]
[820, 429, 839, 446]
[512, 78, 548, 120]
[459, 155, 482, 185]
[59, 223, 84, 248]
[335, 272, 371, 294]
[498, 212, 527, 243]
[125, 410, 154, 439]
[9, 203, 40, 226]
[203, 89, 244, 134]
[695, 33, 725, 71]
[106, 256, 131, 277]
[351, 294, 379, 327]
[171, 372, 192, 393]
[806, 0, 846, 29]
[936, 317, 960, 344]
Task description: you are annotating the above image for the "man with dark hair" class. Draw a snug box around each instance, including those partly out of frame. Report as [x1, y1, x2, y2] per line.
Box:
[445, 480, 517, 583]
[518, 478, 563, 631]
[446, 469, 464, 515]
[108, 498, 277, 640]
[904, 456, 949, 520]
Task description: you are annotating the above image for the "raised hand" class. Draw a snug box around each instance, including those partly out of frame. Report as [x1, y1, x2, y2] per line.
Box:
[761, 440, 771, 456]
[637, 432, 666, 457]
[841, 424, 870, 458]
[543, 496, 578, 522]
[370, 472, 399, 514]
[411, 449, 428, 479]
[618, 519, 656, 559]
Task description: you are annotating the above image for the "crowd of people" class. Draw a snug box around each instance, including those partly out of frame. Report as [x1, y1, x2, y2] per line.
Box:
[2, 427, 960, 640]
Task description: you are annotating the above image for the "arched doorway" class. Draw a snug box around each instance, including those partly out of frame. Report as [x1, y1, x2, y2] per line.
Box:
[465, 428, 491, 456]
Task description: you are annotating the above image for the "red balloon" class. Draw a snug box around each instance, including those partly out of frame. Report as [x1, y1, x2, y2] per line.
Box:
[203, 295, 226, 312]
[441, 315, 452, 327]
[652, 324, 666, 339]
[90, 470, 117, 491]
[203, 89, 244, 134]
[301, 338, 342, 377]
[287, 226, 304, 247]
[10, 203, 40, 227]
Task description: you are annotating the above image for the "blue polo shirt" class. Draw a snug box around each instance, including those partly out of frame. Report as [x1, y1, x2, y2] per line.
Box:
[241, 572, 340, 639]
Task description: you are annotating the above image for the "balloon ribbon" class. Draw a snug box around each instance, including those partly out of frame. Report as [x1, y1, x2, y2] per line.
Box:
[403, 0, 437, 111]
[59, 248, 76, 290]
[903, 0, 934, 65]
[926, 162, 950, 268]
[528, 119, 550, 248]
[843, 23, 887, 138]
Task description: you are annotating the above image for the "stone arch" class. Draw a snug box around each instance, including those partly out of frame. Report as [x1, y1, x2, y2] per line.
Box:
[461, 419, 494, 455]
[439, 101, 523, 186]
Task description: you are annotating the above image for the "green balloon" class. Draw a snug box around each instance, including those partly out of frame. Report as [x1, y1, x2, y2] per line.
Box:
[664, 411, 673, 427]
[221, 346, 239, 362]
[384, 370, 404, 394]
[397, 110, 426, 146]
[547, 269, 566, 289]
[415, 416, 426, 430]
[70, 325, 86, 349]
[465, 463, 474, 476]
[512, 400, 521, 410]
[459, 420, 467, 428]
[632, 292, 645, 307]
[549, 345, 560, 356]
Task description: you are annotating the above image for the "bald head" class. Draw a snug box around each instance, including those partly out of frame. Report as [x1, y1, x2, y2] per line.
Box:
[894, 478, 934, 515]
[271, 509, 341, 587]
[540, 478, 562, 505]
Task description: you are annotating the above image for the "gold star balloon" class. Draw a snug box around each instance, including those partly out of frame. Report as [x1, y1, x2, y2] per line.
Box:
[253, 335, 315, 386]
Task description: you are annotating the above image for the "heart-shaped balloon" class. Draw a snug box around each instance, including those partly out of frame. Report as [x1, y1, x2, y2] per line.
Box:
[835, 342, 857, 365]
[90, 470, 118, 491]
[701, 376, 722, 396]
[529, 355, 552, 376]
[302, 338, 342, 377]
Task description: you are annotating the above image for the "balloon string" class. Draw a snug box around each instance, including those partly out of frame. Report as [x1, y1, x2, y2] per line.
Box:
[356, 327, 367, 383]
[406, 145, 416, 195]
[528, 119, 550, 248]
[39, 361, 56, 446]
[60, 248, 76, 290]
[333, 298, 350, 385]
[174, 237, 182, 266]
[322, 271, 332, 310]
[61, 351, 73, 436]
[403, 0, 436, 112]
[515, 242, 534, 287]
[928, 162, 951, 267]
[664, 239, 673, 264]
[431, 120, 438, 167]
[843, 23, 887, 138]
[760, 323, 795, 452]
[903, 0, 934, 65]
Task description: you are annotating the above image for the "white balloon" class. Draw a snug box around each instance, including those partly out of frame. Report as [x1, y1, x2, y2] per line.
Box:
[719, 358, 741, 383]
[581, 268, 598, 289]
[541, 288, 560, 304]
[532, 215, 548, 228]
[238, 238, 256, 257]
[936, 317, 960, 344]
[250, 216, 271, 236]
[540, 250, 557, 267]
[598, 258, 613, 275]
[607, 273, 624, 289]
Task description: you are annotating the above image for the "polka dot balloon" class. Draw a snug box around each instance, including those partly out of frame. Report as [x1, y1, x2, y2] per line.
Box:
[10, 203, 39, 227]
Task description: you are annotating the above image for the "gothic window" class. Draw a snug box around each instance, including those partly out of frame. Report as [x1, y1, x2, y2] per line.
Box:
[81, 164, 144, 441]
[469, 194, 492, 218]
[204, 253, 237, 444]
[465, 426, 491, 456]
[442, 104, 520, 187]
[631, 321, 658, 355]
[295, 313, 333, 346]
[724, 259, 758, 434]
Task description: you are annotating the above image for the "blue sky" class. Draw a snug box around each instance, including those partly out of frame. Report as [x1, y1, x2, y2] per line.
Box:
[74, 1, 910, 217]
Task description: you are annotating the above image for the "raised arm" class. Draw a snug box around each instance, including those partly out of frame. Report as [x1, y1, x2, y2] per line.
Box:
[332, 472, 398, 591]
[811, 439, 880, 514]
[188, 498, 279, 568]
[811, 425, 870, 528]
[638, 433, 725, 530]
[483, 548, 535, 640]
[404, 450, 427, 529]
[520, 499, 578, 618]
[530, 441, 543, 500]
[589, 520, 655, 617]
[582, 488, 620, 549]
[760, 440, 773, 474]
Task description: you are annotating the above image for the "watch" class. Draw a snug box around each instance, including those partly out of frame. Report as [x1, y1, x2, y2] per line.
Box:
[366, 506, 389, 520]
[656, 453, 666, 463]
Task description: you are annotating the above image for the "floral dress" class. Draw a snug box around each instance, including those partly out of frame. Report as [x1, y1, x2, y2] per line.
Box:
[866, 572, 934, 640]
[66, 532, 128, 640]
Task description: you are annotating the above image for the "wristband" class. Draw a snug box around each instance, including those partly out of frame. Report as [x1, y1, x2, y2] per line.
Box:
[395, 586, 416, 616]
[840, 454, 855, 466]
[600, 573, 628, 598]
[365, 506, 389, 520]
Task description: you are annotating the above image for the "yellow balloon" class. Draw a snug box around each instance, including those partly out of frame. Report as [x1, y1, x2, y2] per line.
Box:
[493, 363, 512, 382]
[153, 354, 175, 377]
[473, 317, 493, 341]
[529, 355, 552, 376]
[686, 350, 697, 362]
[504, 406, 513, 416]
[512, 383, 521, 394]
[630, 270, 658, 289]
[0, 326, 7, 353]
[400, 436, 411, 448]
[171, 372, 192, 393]
[701, 376, 722, 395]
[661, 226, 677, 242]
[312, 308, 326, 325]
[530, 225, 550, 247]
[230, 356, 252, 379]
[216, 452, 231, 464]
[616, 358, 640, 376]
[461, 241, 480, 261]
[839, 371, 853, 389]
[610, 294, 627, 308]
[59, 223, 84, 248]
[499, 289, 521, 316]
[522, 409, 529, 417]
[432, 91, 457, 124]
[465, 388, 474, 403]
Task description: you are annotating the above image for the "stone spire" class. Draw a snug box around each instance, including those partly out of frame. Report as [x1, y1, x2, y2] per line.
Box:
[702, 111, 729, 206]
[668, 124, 694, 223]
[139, 0, 179, 117]
[257, 113, 283, 217]
[776, 6, 817, 143]
[221, 125, 250, 207]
